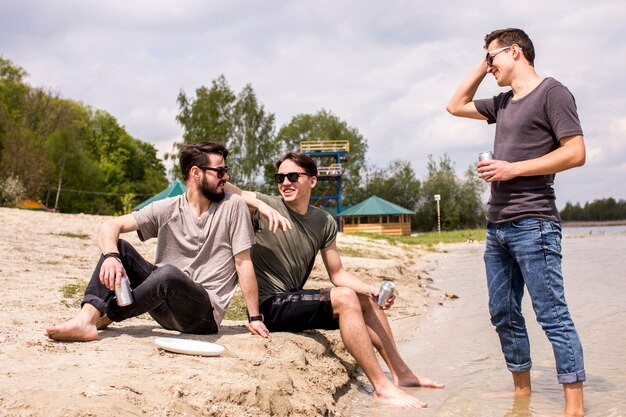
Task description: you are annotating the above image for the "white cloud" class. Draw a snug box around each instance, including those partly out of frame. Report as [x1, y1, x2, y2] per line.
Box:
[1, 0, 625, 208]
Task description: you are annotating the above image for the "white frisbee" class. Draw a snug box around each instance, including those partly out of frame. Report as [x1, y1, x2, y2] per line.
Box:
[154, 337, 225, 357]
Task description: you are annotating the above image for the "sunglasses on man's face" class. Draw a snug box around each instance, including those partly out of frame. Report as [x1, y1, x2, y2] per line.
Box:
[198, 165, 229, 179]
[486, 46, 511, 67]
[274, 172, 310, 184]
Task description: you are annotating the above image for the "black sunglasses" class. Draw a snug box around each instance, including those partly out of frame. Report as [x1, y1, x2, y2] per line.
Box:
[198, 165, 229, 179]
[274, 172, 310, 184]
[486, 46, 511, 67]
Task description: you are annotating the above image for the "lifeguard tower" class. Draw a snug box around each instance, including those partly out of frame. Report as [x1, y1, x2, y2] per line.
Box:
[300, 140, 349, 226]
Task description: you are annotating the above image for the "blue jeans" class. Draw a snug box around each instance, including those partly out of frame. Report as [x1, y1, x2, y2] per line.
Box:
[484, 219, 585, 384]
[82, 239, 217, 334]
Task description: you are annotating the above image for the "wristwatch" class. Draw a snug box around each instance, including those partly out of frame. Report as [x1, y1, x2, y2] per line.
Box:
[248, 315, 263, 323]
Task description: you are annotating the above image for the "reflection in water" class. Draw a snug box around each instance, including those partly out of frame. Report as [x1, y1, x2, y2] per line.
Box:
[350, 226, 626, 417]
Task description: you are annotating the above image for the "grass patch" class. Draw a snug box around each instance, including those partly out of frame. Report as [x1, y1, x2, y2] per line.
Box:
[351, 228, 486, 246]
[224, 291, 248, 321]
[60, 280, 88, 308]
[338, 245, 389, 259]
[52, 232, 91, 240]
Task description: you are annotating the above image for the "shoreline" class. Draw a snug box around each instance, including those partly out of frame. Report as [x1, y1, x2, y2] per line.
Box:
[562, 220, 626, 227]
[0, 207, 447, 416]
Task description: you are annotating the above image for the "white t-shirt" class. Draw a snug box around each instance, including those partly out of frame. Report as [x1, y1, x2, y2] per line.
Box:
[133, 192, 255, 325]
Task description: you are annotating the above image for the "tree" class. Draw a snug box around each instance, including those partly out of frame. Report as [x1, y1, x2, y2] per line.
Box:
[275, 110, 368, 205]
[174, 75, 277, 190]
[0, 56, 168, 214]
[414, 154, 485, 231]
[356, 160, 421, 209]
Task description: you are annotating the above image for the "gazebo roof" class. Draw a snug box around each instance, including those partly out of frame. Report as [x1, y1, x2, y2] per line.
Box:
[133, 181, 187, 211]
[339, 195, 415, 217]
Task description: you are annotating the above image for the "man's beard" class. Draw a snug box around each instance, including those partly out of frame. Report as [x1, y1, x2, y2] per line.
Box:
[199, 175, 225, 203]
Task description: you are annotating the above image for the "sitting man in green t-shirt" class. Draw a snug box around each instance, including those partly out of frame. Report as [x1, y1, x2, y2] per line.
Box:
[225, 152, 444, 408]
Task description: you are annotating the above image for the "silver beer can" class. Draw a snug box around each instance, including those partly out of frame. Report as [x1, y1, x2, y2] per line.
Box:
[376, 280, 396, 307]
[478, 151, 494, 162]
[115, 275, 134, 307]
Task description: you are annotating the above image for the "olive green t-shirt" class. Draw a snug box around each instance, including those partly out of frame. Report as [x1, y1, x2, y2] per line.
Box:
[252, 193, 337, 304]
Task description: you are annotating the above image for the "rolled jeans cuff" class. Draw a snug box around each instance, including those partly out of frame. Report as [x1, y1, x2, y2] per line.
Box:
[81, 294, 109, 316]
[558, 369, 586, 384]
[507, 360, 532, 374]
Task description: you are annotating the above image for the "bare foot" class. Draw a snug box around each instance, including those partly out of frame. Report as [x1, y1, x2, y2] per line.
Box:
[374, 385, 427, 408]
[397, 373, 445, 389]
[45, 313, 99, 342]
[96, 315, 113, 330]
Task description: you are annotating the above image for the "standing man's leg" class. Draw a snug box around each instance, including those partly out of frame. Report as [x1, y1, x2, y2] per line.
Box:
[357, 294, 444, 388]
[484, 222, 533, 396]
[513, 221, 584, 416]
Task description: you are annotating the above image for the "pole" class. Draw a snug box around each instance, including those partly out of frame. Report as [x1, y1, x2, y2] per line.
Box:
[434, 194, 441, 234]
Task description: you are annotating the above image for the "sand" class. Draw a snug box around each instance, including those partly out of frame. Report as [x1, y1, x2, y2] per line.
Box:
[0, 207, 448, 416]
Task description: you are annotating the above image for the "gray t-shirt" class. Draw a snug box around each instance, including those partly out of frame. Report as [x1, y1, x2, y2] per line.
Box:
[132, 192, 255, 325]
[475, 77, 583, 223]
[251, 193, 338, 304]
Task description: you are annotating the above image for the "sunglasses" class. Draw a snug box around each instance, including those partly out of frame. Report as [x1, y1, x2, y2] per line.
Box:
[274, 172, 310, 184]
[486, 46, 511, 66]
[198, 165, 229, 179]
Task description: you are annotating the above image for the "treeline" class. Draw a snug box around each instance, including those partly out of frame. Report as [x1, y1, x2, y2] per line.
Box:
[1, 57, 486, 230]
[560, 198, 626, 222]
[0, 56, 167, 214]
[173, 75, 486, 231]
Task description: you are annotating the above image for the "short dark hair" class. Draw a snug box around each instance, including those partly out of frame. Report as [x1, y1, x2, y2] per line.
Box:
[484, 28, 535, 66]
[179, 142, 228, 181]
[276, 152, 318, 177]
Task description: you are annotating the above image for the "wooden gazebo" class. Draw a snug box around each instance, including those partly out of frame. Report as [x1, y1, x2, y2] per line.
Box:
[339, 195, 414, 237]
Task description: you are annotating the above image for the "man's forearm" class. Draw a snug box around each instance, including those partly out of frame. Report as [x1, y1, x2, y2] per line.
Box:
[224, 182, 261, 209]
[235, 254, 261, 316]
[446, 61, 489, 118]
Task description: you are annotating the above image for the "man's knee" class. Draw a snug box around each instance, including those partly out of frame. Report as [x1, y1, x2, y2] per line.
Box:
[331, 286, 360, 312]
[116, 239, 133, 254]
[149, 265, 187, 290]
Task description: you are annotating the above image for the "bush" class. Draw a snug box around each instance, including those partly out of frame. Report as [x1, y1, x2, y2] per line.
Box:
[0, 175, 26, 207]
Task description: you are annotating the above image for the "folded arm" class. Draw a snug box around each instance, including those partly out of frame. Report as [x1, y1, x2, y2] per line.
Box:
[446, 59, 490, 120]
[321, 241, 394, 308]
[97, 214, 139, 291]
[224, 182, 292, 233]
[478, 135, 586, 182]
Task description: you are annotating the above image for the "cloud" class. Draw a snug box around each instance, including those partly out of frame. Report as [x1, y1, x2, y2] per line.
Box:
[1, 0, 624, 208]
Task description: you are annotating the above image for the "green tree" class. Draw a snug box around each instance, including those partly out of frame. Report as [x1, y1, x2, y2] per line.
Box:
[356, 160, 421, 209]
[229, 84, 276, 189]
[414, 155, 485, 231]
[275, 110, 368, 206]
[174, 75, 277, 191]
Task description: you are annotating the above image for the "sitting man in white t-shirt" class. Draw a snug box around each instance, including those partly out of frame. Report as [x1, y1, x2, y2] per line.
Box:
[45, 142, 273, 341]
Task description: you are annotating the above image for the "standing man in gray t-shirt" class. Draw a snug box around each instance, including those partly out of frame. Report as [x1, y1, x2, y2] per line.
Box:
[46, 142, 269, 341]
[447, 28, 585, 416]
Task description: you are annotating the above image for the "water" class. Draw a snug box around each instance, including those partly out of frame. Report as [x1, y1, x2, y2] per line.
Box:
[351, 226, 626, 417]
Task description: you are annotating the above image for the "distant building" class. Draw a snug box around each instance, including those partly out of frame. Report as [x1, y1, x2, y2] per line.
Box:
[339, 195, 414, 237]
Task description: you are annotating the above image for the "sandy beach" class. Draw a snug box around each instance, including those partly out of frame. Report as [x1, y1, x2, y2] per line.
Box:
[0, 207, 450, 416]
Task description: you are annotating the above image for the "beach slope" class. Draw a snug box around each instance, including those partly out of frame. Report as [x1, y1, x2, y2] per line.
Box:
[0, 207, 442, 416]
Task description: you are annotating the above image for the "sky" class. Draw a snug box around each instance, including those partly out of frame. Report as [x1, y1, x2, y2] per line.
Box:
[1, 0, 624, 209]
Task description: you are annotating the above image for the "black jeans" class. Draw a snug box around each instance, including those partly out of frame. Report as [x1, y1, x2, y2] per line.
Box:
[82, 239, 217, 334]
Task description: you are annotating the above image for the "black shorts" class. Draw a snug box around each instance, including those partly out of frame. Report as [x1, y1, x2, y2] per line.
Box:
[260, 288, 339, 332]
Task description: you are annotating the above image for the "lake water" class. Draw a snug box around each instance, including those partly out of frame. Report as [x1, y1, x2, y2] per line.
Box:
[351, 225, 626, 417]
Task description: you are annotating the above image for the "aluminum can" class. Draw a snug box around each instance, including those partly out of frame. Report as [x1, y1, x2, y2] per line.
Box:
[376, 280, 396, 307]
[115, 275, 134, 307]
[478, 151, 494, 162]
